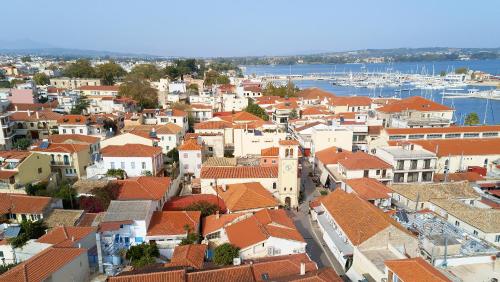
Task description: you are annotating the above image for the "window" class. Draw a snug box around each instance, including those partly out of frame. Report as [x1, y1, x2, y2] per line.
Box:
[184, 164, 189, 169]
[389, 135, 406, 140]
[121, 162, 125, 169]
[427, 134, 443, 139]
[445, 133, 461, 139]
[483, 132, 498, 137]
[363, 170, 369, 177]
[463, 133, 479, 138]
[455, 220, 460, 227]
[38, 167, 42, 174]
[407, 172, 419, 182]
[408, 134, 424, 140]
[397, 160, 405, 170]
[473, 230, 478, 236]
[184, 153, 188, 158]
[79, 129, 83, 134]
[62, 129, 66, 134]
[376, 170, 380, 175]
[393, 173, 404, 183]
[131, 162, 135, 169]
[0, 251, 4, 258]
[424, 159, 431, 169]
[273, 183, 276, 189]
[206, 231, 220, 240]
[411, 160, 418, 169]
[142, 162, 146, 169]
[110, 162, 115, 169]
[495, 235, 500, 242]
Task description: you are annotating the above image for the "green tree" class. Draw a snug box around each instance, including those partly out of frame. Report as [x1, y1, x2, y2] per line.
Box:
[13, 138, 31, 150]
[244, 99, 269, 121]
[213, 243, 240, 266]
[33, 73, 50, 85]
[204, 70, 230, 86]
[185, 201, 219, 217]
[70, 95, 90, 114]
[179, 224, 199, 245]
[464, 112, 480, 126]
[25, 182, 47, 196]
[130, 64, 162, 81]
[187, 83, 199, 94]
[106, 168, 126, 179]
[187, 113, 195, 133]
[63, 59, 96, 78]
[119, 74, 158, 108]
[166, 148, 179, 163]
[455, 67, 468, 74]
[21, 56, 32, 63]
[96, 61, 126, 85]
[164, 66, 181, 81]
[126, 243, 159, 268]
[8, 220, 48, 248]
[0, 263, 18, 274]
[263, 81, 298, 97]
[439, 71, 447, 77]
[54, 183, 77, 209]
[289, 108, 298, 120]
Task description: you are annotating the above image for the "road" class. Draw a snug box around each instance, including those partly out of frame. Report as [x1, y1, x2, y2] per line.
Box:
[288, 160, 346, 276]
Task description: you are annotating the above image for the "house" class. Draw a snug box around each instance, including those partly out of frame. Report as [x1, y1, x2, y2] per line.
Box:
[96, 200, 156, 274]
[165, 244, 207, 269]
[343, 178, 392, 208]
[376, 96, 454, 128]
[145, 211, 201, 258]
[0, 247, 90, 282]
[9, 110, 62, 140]
[204, 209, 306, 260]
[178, 139, 203, 179]
[36, 226, 96, 262]
[57, 115, 92, 135]
[50, 77, 102, 89]
[310, 125, 353, 158]
[334, 151, 393, 185]
[48, 134, 101, 158]
[156, 108, 189, 134]
[88, 144, 163, 178]
[260, 147, 279, 166]
[313, 146, 353, 188]
[0, 151, 51, 193]
[327, 96, 372, 113]
[375, 143, 437, 183]
[200, 140, 300, 208]
[313, 189, 419, 281]
[0, 112, 15, 150]
[0, 194, 62, 222]
[31, 141, 92, 180]
[114, 176, 172, 210]
[296, 88, 334, 105]
[77, 85, 119, 96]
[391, 138, 500, 174]
[44, 209, 85, 228]
[215, 182, 280, 213]
[189, 103, 213, 122]
[385, 257, 451, 282]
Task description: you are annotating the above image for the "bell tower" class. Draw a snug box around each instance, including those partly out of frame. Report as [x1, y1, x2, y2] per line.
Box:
[277, 139, 299, 208]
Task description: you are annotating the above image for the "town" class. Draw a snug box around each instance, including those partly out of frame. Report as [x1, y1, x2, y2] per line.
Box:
[0, 53, 497, 282]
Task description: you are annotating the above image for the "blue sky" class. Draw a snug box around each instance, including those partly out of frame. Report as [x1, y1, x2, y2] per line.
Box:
[3, 0, 500, 57]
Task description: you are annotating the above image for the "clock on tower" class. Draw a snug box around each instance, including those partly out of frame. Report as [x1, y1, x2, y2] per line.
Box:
[277, 139, 300, 208]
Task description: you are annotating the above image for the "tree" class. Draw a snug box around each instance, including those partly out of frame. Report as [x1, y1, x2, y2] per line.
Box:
[164, 66, 181, 81]
[130, 64, 162, 81]
[119, 74, 158, 109]
[464, 112, 480, 126]
[166, 148, 179, 163]
[25, 182, 47, 196]
[70, 95, 90, 114]
[21, 56, 32, 63]
[33, 73, 50, 85]
[106, 168, 126, 179]
[126, 243, 159, 268]
[187, 83, 199, 94]
[179, 224, 199, 245]
[187, 113, 195, 133]
[244, 99, 269, 121]
[54, 183, 77, 209]
[0, 263, 19, 275]
[96, 61, 126, 85]
[439, 71, 447, 77]
[204, 70, 230, 86]
[289, 108, 298, 120]
[79, 182, 119, 213]
[8, 220, 47, 248]
[455, 67, 468, 74]
[186, 201, 220, 217]
[213, 243, 240, 266]
[13, 138, 31, 150]
[63, 59, 96, 78]
[263, 81, 298, 97]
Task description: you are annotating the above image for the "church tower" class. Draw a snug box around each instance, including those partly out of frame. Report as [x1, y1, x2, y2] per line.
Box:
[277, 139, 300, 208]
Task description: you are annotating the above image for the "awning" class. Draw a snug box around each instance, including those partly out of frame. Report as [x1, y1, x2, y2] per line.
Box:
[320, 170, 329, 185]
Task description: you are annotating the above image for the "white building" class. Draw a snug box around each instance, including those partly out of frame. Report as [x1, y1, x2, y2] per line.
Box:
[178, 139, 203, 179]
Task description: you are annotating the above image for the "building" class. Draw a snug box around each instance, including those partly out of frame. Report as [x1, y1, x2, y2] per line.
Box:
[178, 139, 203, 179]
[0, 194, 62, 222]
[165, 244, 207, 269]
[215, 182, 280, 213]
[10, 110, 62, 140]
[77, 85, 119, 96]
[0, 111, 16, 150]
[333, 151, 393, 185]
[343, 178, 392, 208]
[114, 176, 172, 210]
[89, 144, 163, 178]
[313, 189, 419, 281]
[375, 143, 437, 183]
[145, 211, 201, 258]
[385, 257, 451, 282]
[57, 115, 93, 135]
[0, 151, 51, 193]
[50, 77, 102, 89]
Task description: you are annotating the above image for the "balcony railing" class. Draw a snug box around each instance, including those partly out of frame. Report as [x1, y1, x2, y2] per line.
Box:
[51, 160, 73, 166]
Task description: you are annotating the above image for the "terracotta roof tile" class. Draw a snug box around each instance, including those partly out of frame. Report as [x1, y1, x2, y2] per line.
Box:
[147, 211, 201, 236]
[115, 177, 171, 201]
[187, 265, 254, 282]
[57, 114, 90, 125]
[433, 172, 485, 182]
[166, 244, 207, 269]
[108, 269, 186, 282]
[32, 142, 88, 153]
[201, 166, 279, 179]
[385, 257, 451, 282]
[338, 151, 392, 170]
[279, 139, 299, 146]
[36, 226, 95, 247]
[394, 138, 500, 157]
[101, 144, 162, 157]
[163, 195, 227, 213]
[194, 120, 233, 130]
[178, 139, 202, 151]
[315, 147, 352, 165]
[384, 125, 500, 135]
[216, 182, 279, 212]
[344, 178, 392, 200]
[328, 96, 372, 106]
[261, 147, 279, 157]
[377, 96, 452, 113]
[78, 85, 119, 91]
[48, 134, 99, 144]
[9, 110, 63, 122]
[297, 88, 334, 100]
[202, 213, 245, 236]
[0, 194, 52, 214]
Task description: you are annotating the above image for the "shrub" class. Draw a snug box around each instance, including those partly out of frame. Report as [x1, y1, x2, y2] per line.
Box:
[213, 243, 240, 266]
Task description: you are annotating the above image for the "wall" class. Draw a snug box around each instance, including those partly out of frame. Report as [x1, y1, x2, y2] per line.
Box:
[8, 89, 35, 104]
[233, 129, 286, 157]
[100, 133, 153, 148]
[103, 156, 153, 177]
[49, 252, 90, 282]
[311, 129, 353, 157]
[16, 153, 51, 186]
[179, 149, 202, 177]
[435, 154, 499, 174]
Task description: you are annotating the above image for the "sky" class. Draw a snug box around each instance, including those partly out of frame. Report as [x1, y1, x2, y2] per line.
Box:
[3, 0, 500, 57]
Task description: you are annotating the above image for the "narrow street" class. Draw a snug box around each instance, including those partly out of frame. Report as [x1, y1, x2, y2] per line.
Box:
[288, 160, 346, 276]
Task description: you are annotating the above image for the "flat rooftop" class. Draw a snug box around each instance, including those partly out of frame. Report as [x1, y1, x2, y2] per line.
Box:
[379, 146, 436, 159]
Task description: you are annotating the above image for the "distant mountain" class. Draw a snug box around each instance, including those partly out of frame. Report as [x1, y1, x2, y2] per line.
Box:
[0, 39, 158, 58]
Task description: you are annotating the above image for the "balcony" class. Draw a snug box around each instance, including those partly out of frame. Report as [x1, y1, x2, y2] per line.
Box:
[51, 160, 73, 166]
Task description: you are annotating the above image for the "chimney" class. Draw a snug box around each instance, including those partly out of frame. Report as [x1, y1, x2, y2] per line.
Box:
[15, 105, 18, 111]
[27, 111, 31, 117]
[300, 263, 306, 275]
[222, 184, 227, 192]
[215, 210, 220, 219]
[35, 112, 39, 119]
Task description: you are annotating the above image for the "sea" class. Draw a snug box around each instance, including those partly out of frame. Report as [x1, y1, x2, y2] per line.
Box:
[243, 59, 500, 125]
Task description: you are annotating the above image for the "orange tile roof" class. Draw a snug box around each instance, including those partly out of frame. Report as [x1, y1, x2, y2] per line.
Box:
[166, 244, 207, 269]
[201, 166, 278, 179]
[115, 177, 171, 201]
[190, 103, 213, 110]
[261, 147, 279, 157]
[397, 138, 500, 157]
[219, 111, 264, 123]
[48, 134, 99, 144]
[0, 150, 31, 161]
[77, 213, 99, 227]
[0, 194, 52, 214]
[57, 114, 90, 125]
[287, 267, 342, 281]
[225, 209, 304, 249]
[217, 182, 279, 212]
[32, 142, 88, 153]
[249, 255, 317, 281]
[202, 213, 245, 236]
[344, 178, 392, 200]
[108, 269, 186, 282]
[433, 172, 485, 182]
[301, 107, 326, 116]
[320, 189, 410, 245]
[163, 195, 227, 213]
[297, 88, 334, 100]
[328, 96, 372, 106]
[9, 110, 63, 122]
[0, 247, 87, 282]
[338, 151, 392, 170]
[377, 96, 452, 113]
[384, 125, 500, 135]
[294, 121, 325, 132]
[279, 139, 299, 146]
[385, 257, 451, 282]
[128, 124, 183, 135]
[178, 139, 203, 151]
[194, 120, 232, 130]
[274, 101, 298, 110]
[101, 144, 162, 157]
[36, 226, 95, 247]
[187, 265, 254, 282]
[315, 147, 352, 165]
[147, 211, 201, 236]
[0, 170, 18, 180]
[78, 85, 119, 91]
